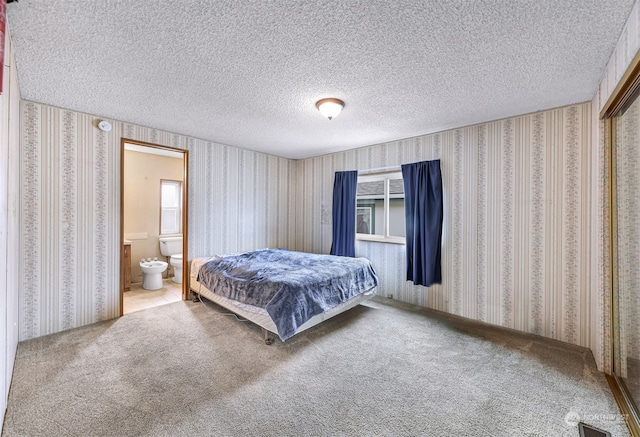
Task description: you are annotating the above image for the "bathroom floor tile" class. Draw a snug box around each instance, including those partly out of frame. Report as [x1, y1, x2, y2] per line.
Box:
[124, 279, 183, 314]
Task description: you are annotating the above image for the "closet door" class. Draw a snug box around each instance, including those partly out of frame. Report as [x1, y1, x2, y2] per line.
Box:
[613, 93, 640, 423]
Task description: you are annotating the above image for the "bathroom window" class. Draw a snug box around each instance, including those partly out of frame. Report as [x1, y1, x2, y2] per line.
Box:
[160, 180, 182, 235]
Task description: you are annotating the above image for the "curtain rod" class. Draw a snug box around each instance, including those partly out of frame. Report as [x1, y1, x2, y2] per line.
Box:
[357, 165, 401, 175]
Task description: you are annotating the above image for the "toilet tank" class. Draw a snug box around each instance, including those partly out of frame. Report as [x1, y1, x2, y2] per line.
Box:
[159, 236, 182, 256]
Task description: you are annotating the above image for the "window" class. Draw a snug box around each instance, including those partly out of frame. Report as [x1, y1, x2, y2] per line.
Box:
[356, 171, 405, 244]
[160, 180, 182, 235]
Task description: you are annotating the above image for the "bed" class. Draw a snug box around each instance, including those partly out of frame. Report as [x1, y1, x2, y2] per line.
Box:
[189, 248, 378, 343]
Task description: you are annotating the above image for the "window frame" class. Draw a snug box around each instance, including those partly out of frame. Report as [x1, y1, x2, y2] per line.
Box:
[356, 170, 406, 245]
[160, 179, 183, 235]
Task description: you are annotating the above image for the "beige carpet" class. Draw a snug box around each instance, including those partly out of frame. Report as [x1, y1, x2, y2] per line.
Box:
[1, 296, 630, 436]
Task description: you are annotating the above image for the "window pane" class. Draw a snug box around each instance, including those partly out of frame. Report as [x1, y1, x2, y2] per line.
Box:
[389, 178, 405, 238]
[357, 181, 384, 235]
[389, 179, 404, 196]
[356, 205, 374, 234]
[162, 183, 178, 207]
[161, 208, 180, 234]
[357, 180, 384, 196]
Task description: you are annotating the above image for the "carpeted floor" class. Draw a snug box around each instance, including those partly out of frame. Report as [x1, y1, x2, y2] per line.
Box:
[1, 296, 631, 436]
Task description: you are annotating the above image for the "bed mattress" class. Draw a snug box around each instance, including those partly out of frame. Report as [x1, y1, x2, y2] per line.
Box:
[189, 252, 377, 341]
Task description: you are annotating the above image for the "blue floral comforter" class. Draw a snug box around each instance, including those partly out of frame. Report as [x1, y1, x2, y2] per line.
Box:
[196, 248, 378, 340]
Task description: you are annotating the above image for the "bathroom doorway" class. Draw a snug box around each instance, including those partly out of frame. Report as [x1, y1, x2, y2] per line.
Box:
[119, 139, 189, 316]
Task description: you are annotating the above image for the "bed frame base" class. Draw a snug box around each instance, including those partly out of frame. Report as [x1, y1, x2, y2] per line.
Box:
[193, 290, 275, 344]
[189, 278, 375, 344]
[262, 328, 274, 345]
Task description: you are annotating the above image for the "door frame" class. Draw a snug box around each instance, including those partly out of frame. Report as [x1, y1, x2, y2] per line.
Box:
[119, 138, 189, 316]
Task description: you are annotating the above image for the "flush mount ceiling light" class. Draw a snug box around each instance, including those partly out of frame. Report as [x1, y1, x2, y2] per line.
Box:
[316, 98, 344, 120]
[98, 120, 112, 132]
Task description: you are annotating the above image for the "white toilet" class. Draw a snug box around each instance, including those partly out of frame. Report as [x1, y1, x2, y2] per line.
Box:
[140, 260, 168, 290]
[170, 254, 183, 283]
[159, 236, 183, 283]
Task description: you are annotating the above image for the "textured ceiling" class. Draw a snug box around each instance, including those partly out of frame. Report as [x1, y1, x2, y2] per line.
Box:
[7, 0, 637, 159]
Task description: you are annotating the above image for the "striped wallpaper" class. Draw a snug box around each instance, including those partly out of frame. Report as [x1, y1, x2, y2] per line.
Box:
[294, 104, 593, 348]
[19, 101, 295, 340]
[20, 100, 596, 352]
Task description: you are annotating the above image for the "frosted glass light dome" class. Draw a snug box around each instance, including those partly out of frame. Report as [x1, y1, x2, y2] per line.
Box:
[316, 98, 344, 120]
